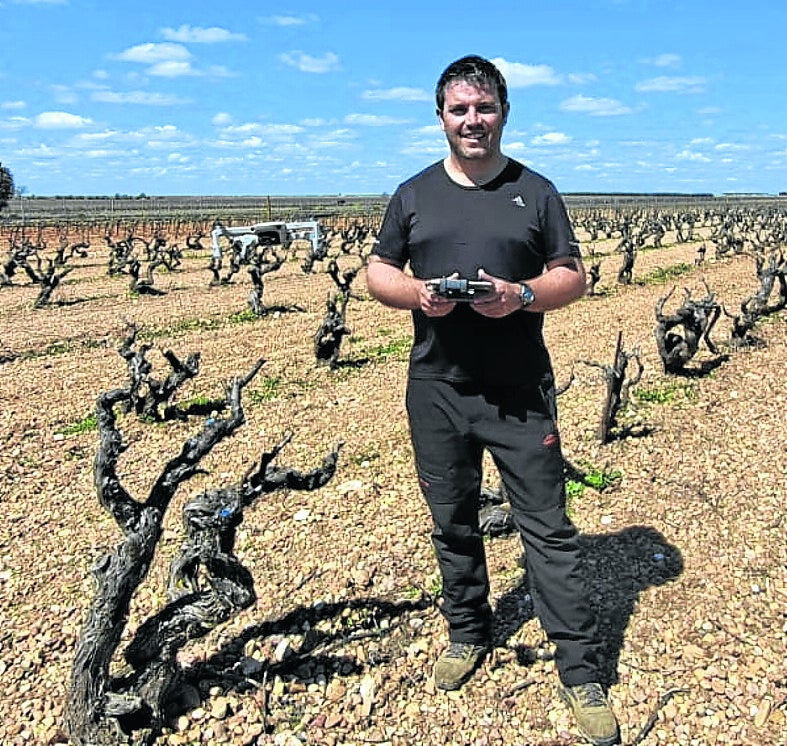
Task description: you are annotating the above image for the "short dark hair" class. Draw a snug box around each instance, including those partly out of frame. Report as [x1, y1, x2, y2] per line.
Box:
[435, 55, 508, 112]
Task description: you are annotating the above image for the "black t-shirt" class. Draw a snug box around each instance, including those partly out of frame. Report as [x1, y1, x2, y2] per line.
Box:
[373, 158, 580, 387]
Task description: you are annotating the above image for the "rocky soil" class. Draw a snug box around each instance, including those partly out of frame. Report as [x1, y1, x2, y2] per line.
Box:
[0, 227, 785, 746]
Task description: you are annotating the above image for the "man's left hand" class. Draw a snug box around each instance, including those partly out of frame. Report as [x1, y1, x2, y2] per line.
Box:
[470, 268, 522, 318]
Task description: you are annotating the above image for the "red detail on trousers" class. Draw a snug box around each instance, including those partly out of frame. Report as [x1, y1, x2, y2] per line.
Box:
[542, 432, 559, 448]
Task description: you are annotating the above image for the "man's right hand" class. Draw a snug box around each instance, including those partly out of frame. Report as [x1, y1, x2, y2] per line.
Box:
[422, 273, 458, 316]
[366, 257, 455, 315]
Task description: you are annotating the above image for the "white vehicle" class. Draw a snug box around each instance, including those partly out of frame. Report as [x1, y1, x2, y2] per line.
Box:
[210, 219, 325, 261]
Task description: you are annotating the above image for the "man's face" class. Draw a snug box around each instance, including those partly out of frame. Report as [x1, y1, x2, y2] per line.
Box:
[438, 80, 508, 163]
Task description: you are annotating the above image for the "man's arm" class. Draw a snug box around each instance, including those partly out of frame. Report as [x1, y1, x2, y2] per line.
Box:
[527, 256, 587, 311]
[473, 256, 587, 318]
[366, 256, 456, 317]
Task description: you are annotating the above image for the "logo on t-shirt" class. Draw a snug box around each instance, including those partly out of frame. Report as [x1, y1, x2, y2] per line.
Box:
[511, 195, 526, 208]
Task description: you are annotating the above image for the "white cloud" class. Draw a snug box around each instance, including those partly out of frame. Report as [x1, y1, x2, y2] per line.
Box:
[148, 124, 181, 136]
[72, 124, 187, 149]
[129, 166, 170, 177]
[560, 95, 632, 116]
[221, 123, 262, 135]
[300, 117, 335, 127]
[34, 111, 92, 129]
[317, 127, 355, 138]
[1, 100, 26, 110]
[402, 138, 448, 156]
[635, 76, 706, 93]
[205, 66, 234, 78]
[279, 51, 339, 73]
[83, 148, 123, 158]
[715, 142, 749, 151]
[567, 73, 597, 85]
[112, 40, 233, 78]
[148, 61, 197, 77]
[91, 90, 191, 106]
[263, 14, 319, 27]
[212, 112, 232, 126]
[115, 43, 191, 64]
[160, 25, 247, 43]
[531, 132, 572, 146]
[17, 143, 58, 157]
[310, 129, 358, 147]
[491, 58, 562, 87]
[344, 114, 410, 126]
[73, 129, 119, 142]
[644, 53, 682, 68]
[0, 116, 30, 129]
[221, 122, 305, 137]
[362, 87, 431, 102]
[676, 149, 711, 162]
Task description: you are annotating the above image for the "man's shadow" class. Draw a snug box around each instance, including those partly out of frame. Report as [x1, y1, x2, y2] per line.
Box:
[492, 525, 683, 685]
[167, 595, 433, 725]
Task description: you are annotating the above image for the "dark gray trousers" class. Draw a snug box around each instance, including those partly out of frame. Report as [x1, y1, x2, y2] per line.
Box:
[406, 377, 602, 687]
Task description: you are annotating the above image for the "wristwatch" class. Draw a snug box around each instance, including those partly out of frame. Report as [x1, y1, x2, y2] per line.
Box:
[519, 282, 535, 308]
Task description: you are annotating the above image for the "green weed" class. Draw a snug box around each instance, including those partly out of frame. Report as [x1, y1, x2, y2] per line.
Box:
[58, 414, 98, 436]
[582, 466, 622, 491]
[228, 308, 259, 324]
[42, 341, 74, 356]
[424, 572, 443, 597]
[248, 376, 281, 403]
[565, 462, 622, 516]
[402, 585, 423, 600]
[178, 394, 213, 409]
[17, 336, 110, 361]
[143, 308, 260, 339]
[366, 336, 411, 361]
[147, 316, 222, 338]
[638, 262, 693, 285]
[565, 478, 585, 517]
[635, 380, 697, 405]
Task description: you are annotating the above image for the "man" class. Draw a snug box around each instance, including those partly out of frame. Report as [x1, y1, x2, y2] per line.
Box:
[366, 55, 619, 746]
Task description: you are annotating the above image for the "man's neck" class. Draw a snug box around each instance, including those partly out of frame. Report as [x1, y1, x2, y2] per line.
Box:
[443, 154, 508, 187]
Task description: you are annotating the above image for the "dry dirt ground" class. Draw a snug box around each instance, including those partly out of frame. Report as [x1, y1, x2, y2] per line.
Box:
[0, 227, 785, 746]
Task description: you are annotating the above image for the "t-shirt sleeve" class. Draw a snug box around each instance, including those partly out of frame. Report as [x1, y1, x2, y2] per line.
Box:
[541, 184, 581, 263]
[371, 189, 409, 269]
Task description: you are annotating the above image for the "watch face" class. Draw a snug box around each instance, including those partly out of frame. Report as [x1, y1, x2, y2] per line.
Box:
[520, 283, 534, 305]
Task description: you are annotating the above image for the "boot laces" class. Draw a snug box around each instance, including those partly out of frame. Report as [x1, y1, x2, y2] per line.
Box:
[576, 682, 606, 707]
[444, 642, 482, 660]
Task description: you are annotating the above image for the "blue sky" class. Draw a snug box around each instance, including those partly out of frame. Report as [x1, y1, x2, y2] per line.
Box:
[2, 0, 786, 197]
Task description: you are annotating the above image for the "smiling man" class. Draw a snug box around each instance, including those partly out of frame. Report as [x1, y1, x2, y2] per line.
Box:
[366, 55, 619, 746]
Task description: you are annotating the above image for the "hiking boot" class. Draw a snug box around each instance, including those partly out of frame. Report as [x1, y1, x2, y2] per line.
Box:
[433, 642, 488, 691]
[559, 682, 620, 746]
